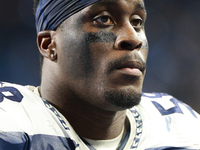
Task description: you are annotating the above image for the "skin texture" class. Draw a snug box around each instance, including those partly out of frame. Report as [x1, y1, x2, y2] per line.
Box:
[37, 0, 148, 140]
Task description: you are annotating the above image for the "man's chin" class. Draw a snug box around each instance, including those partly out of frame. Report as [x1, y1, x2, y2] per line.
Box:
[103, 89, 142, 109]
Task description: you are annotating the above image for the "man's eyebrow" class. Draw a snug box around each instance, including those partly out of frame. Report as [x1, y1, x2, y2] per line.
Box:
[135, 2, 146, 12]
[89, 0, 119, 9]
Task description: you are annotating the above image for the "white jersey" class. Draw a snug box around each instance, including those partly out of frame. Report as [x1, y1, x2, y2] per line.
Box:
[0, 82, 199, 150]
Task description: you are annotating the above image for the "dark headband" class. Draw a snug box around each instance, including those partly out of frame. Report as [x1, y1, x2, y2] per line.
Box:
[35, 0, 100, 33]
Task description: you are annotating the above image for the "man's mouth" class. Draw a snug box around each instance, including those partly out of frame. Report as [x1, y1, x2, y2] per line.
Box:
[107, 54, 146, 78]
[115, 60, 145, 77]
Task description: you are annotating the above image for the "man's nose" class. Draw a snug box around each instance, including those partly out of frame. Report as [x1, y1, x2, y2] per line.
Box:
[114, 24, 142, 51]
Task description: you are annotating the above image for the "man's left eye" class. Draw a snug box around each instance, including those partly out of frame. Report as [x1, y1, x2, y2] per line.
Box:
[94, 15, 114, 25]
[131, 18, 143, 28]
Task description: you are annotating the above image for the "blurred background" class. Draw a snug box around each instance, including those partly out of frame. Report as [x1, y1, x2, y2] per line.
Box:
[0, 0, 200, 113]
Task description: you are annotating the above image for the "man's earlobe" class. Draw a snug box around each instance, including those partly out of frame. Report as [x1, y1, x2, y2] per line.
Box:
[50, 48, 57, 61]
[37, 31, 57, 61]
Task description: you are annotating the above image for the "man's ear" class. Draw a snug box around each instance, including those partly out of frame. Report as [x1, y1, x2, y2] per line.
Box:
[37, 31, 57, 61]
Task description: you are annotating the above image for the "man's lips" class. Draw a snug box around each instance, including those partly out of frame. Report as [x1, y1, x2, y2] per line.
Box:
[118, 68, 142, 77]
[107, 54, 146, 78]
[115, 61, 146, 77]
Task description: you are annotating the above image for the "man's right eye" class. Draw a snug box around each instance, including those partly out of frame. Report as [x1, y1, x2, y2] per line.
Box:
[93, 15, 114, 26]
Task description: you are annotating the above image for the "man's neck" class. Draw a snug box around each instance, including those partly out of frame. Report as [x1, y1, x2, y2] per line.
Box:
[54, 97, 127, 140]
[39, 86, 127, 140]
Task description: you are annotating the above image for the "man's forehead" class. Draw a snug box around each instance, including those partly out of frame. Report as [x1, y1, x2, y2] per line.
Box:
[90, 0, 145, 11]
[93, 0, 144, 6]
[94, 0, 144, 3]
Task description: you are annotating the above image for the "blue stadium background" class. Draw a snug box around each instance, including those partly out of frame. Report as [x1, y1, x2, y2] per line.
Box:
[0, 0, 200, 113]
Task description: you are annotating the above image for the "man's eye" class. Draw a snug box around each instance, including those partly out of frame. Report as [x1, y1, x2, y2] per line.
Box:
[132, 18, 143, 28]
[94, 16, 114, 25]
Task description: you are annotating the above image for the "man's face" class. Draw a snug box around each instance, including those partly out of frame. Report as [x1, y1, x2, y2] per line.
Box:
[54, 0, 148, 111]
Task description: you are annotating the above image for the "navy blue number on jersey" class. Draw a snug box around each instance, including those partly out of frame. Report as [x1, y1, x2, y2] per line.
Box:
[143, 93, 197, 118]
[0, 86, 23, 102]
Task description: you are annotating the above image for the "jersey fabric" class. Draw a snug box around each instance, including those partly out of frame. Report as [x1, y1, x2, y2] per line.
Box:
[0, 82, 200, 150]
